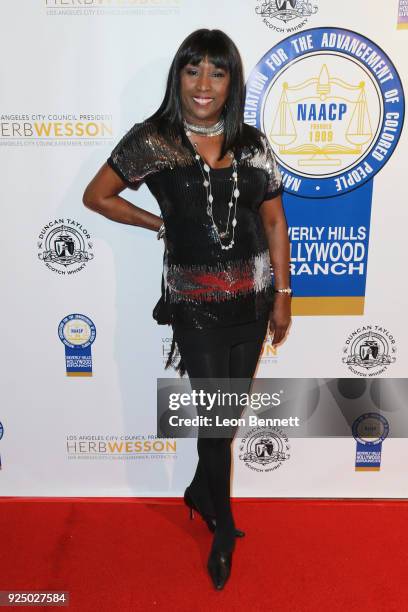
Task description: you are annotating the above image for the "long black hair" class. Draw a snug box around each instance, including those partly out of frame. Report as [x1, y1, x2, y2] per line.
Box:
[146, 29, 264, 160]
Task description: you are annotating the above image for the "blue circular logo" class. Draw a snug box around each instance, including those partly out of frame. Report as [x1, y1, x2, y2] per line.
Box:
[0, 421, 3, 441]
[352, 412, 389, 445]
[245, 27, 405, 198]
[58, 314, 96, 349]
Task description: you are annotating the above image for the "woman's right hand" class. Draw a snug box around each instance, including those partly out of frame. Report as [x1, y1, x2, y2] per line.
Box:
[268, 293, 291, 346]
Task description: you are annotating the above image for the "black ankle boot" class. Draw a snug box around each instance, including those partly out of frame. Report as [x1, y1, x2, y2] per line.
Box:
[207, 528, 235, 590]
[184, 487, 245, 537]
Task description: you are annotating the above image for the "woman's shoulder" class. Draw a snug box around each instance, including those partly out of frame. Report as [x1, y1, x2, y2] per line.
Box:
[108, 118, 172, 187]
[111, 117, 180, 164]
[125, 118, 187, 155]
[117, 118, 160, 146]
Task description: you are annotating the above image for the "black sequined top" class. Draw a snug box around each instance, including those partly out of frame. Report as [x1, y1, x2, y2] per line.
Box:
[107, 119, 282, 333]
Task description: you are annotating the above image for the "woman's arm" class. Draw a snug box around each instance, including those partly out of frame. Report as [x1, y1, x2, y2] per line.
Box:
[259, 193, 292, 345]
[82, 162, 162, 232]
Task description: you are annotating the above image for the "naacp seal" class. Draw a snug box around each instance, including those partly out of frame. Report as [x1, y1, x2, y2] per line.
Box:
[352, 412, 389, 471]
[38, 218, 94, 274]
[256, 0, 318, 32]
[245, 28, 404, 198]
[342, 325, 397, 376]
[239, 426, 290, 472]
[58, 313, 96, 376]
[58, 314, 96, 350]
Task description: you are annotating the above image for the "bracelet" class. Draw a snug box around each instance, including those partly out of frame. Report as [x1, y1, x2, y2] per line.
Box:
[274, 287, 292, 295]
[157, 223, 165, 240]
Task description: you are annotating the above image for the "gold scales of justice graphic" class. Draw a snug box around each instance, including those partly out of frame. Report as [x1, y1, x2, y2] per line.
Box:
[269, 64, 373, 166]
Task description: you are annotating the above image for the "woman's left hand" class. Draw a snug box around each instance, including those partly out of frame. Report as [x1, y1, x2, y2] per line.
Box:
[268, 294, 292, 346]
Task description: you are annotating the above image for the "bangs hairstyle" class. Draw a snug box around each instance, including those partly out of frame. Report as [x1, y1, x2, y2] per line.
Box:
[146, 29, 264, 160]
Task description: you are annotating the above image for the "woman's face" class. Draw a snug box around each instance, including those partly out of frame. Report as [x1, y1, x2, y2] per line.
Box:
[180, 56, 230, 125]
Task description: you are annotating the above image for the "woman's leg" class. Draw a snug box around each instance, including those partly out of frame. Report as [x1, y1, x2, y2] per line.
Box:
[179, 324, 267, 551]
[229, 333, 266, 379]
[199, 333, 267, 552]
[177, 341, 236, 548]
[179, 326, 267, 589]
[229, 326, 267, 409]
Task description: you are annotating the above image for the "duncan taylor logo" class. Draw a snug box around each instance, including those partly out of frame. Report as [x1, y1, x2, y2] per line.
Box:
[342, 325, 397, 376]
[239, 426, 290, 472]
[38, 218, 93, 274]
[256, 0, 318, 32]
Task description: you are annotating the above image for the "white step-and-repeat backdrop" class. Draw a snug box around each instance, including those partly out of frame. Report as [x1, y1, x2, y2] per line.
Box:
[1, 0, 407, 497]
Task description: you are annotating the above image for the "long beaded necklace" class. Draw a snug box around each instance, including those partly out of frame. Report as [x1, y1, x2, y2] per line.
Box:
[184, 120, 239, 251]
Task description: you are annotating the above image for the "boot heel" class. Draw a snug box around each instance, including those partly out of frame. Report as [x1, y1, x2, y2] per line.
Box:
[184, 486, 244, 536]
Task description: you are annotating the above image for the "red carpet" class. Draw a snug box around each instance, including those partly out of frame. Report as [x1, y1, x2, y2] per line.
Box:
[0, 498, 407, 611]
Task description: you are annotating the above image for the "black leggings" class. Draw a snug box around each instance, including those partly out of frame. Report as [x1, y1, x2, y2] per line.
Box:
[176, 326, 267, 545]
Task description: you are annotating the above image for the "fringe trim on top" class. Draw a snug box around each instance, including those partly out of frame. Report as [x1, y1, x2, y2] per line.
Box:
[164, 336, 186, 377]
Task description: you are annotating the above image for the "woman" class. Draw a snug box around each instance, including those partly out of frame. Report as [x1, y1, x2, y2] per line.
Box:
[83, 28, 291, 590]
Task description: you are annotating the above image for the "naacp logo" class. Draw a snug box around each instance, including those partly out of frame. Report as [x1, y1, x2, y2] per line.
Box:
[352, 413, 389, 446]
[239, 426, 290, 472]
[58, 313, 96, 376]
[342, 325, 397, 376]
[352, 413, 389, 471]
[59, 314, 96, 350]
[38, 218, 93, 274]
[256, 0, 318, 32]
[245, 28, 404, 197]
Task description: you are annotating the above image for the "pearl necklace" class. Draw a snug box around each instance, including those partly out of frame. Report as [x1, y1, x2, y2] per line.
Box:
[192, 141, 239, 251]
